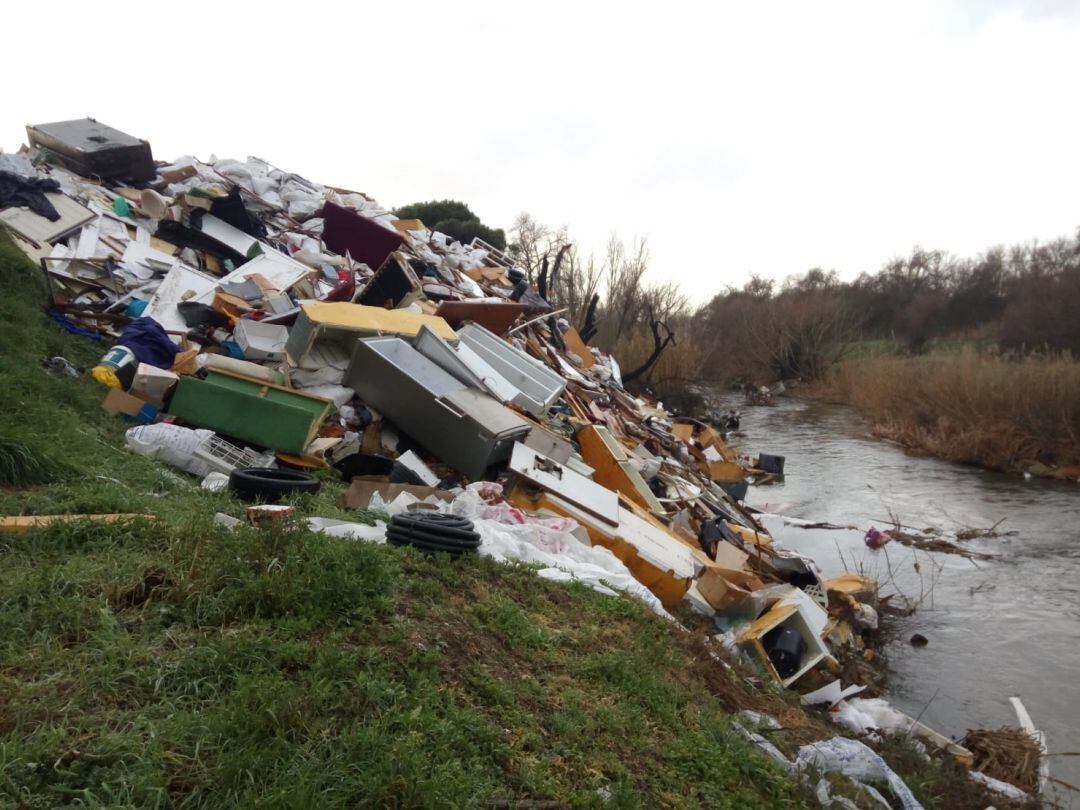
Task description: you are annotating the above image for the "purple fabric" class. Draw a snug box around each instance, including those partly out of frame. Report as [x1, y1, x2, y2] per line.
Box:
[117, 317, 179, 369]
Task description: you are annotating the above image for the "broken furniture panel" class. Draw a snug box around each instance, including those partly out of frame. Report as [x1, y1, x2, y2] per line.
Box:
[576, 424, 665, 516]
[343, 338, 531, 480]
[390, 218, 425, 233]
[522, 423, 575, 465]
[412, 325, 520, 404]
[506, 476, 699, 607]
[358, 254, 423, 308]
[434, 300, 525, 335]
[413, 325, 489, 392]
[0, 514, 154, 534]
[194, 213, 263, 258]
[321, 200, 404, 271]
[0, 192, 95, 244]
[508, 442, 619, 525]
[144, 263, 219, 336]
[234, 319, 290, 362]
[169, 369, 332, 454]
[197, 250, 312, 306]
[285, 302, 457, 369]
[560, 325, 595, 369]
[464, 266, 511, 287]
[457, 322, 566, 417]
[707, 459, 747, 483]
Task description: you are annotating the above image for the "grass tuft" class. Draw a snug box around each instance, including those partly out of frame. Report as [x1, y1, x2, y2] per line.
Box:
[0, 439, 74, 486]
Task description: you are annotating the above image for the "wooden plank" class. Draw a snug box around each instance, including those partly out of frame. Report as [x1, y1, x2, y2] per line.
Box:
[0, 514, 153, 534]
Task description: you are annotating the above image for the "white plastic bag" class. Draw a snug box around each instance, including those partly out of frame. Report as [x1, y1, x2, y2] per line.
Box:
[451, 483, 673, 619]
[307, 517, 388, 543]
[201, 471, 230, 492]
[125, 424, 215, 477]
[832, 698, 913, 736]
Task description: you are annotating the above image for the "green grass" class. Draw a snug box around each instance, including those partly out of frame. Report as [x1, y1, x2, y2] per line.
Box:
[0, 229, 814, 807]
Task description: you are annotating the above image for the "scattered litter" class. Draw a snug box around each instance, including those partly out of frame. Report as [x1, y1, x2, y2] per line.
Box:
[795, 737, 924, 810]
[2, 117, 1026, 797]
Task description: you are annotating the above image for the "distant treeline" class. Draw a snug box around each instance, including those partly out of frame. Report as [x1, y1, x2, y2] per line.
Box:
[694, 228, 1080, 384]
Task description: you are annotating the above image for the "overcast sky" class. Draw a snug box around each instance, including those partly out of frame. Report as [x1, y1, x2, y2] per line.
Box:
[3, 0, 1078, 302]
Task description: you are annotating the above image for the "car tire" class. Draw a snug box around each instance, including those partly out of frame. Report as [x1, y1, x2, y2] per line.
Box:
[228, 467, 320, 502]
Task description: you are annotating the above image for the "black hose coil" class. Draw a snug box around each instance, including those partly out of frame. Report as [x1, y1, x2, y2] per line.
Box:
[387, 512, 481, 556]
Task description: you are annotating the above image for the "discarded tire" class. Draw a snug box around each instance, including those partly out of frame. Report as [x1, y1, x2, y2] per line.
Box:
[228, 467, 320, 502]
[386, 513, 480, 557]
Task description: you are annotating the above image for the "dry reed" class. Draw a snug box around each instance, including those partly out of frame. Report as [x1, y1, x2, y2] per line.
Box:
[811, 351, 1080, 473]
[961, 726, 1042, 793]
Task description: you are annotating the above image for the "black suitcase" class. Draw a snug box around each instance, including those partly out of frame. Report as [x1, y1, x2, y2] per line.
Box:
[26, 118, 155, 183]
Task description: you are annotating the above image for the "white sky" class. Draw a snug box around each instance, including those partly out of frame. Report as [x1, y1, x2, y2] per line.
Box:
[3, 0, 1078, 302]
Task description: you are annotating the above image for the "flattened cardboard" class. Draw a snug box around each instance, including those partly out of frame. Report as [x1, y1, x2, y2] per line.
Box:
[670, 423, 694, 442]
[101, 388, 157, 421]
[338, 476, 453, 510]
[697, 567, 754, 612]
[714, 539, 749, 571]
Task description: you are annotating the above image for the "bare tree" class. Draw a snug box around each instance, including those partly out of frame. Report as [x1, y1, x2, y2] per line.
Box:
[557, 245, 602, 328]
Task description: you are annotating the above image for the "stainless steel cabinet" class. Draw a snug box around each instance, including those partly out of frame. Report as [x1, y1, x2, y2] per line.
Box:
[344, 337, 531, 480]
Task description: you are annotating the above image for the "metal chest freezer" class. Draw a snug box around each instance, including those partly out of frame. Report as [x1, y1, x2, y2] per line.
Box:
[343, 337, 531, 480]
[456, 322, 566, 416]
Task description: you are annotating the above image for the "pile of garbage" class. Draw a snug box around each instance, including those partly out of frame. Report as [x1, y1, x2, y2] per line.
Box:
[1, 119, 1046, 805]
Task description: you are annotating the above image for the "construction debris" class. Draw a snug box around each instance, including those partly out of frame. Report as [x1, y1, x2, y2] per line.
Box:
[1, 117, 1038, 802]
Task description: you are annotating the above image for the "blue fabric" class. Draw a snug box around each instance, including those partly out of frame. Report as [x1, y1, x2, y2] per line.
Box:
[117, 317, 179, 369]
[48, 310, 103, 341]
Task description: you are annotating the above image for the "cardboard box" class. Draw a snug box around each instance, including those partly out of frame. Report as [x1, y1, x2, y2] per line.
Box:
[129, 363, 179, 407]
[101, 388, 158, 423]
[697, 568, 752, 612]
[696, 564, 764, 612]
[670, 423, 694, 442]
[714, 539, 749, 571]
[338, 476, 453, 510]
[235, 319, 290, 362]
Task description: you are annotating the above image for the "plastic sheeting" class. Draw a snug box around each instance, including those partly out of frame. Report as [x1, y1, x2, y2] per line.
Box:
[334, 481, 673, 620]
[451, 483, 672, 619]
[795, 737, 924, 810]
[307, 517, 388, 543]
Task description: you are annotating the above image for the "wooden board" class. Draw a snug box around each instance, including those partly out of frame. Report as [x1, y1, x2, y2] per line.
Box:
[0, 514, 153, 534]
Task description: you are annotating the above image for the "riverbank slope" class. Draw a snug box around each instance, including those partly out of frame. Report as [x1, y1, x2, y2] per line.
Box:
[0, 231, 1011, 808]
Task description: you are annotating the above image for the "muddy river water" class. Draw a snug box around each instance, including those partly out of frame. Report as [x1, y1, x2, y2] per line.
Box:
[724, 396, 1080, 795]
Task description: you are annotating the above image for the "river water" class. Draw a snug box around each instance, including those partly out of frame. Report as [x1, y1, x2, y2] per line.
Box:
[726, 396, 1080, 796]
